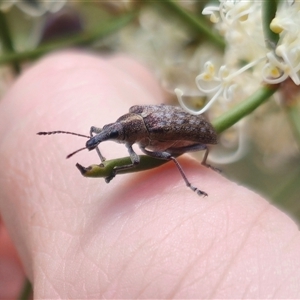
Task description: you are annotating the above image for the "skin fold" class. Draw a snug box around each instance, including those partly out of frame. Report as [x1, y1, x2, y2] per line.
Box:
[0, 51, 300, 299]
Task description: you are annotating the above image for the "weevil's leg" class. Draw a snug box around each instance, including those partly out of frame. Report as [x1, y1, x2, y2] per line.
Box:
[90, 126, 102, 135]
[105, 144, 140, 183]
[89, 126, 106, 162]
[140, 147, 207, 197]
[170, 156, 208, 197]
[168, 144, 220, 173]
[201, 148, 220, 172]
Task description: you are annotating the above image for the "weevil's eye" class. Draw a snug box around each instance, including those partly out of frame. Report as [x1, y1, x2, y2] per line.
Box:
[109, 130, 119, 139]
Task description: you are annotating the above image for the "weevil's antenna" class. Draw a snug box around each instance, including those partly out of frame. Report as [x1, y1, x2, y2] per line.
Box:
[66, 147, 87, 159]
[37, 131, 90, 159]
[37, 131, 90, 139]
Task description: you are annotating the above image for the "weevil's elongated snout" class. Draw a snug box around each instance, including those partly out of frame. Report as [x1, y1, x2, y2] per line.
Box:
[86, 123, 125, 151]
[86, 137, 100, 151]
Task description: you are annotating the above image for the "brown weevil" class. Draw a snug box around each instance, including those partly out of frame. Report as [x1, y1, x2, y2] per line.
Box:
[38, 104, 217, 196]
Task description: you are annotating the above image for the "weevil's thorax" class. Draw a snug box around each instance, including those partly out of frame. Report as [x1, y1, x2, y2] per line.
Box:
[116, 113, 149, 144]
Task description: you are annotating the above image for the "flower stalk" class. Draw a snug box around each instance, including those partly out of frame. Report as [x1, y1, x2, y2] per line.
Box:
[157, 0, 225, 50]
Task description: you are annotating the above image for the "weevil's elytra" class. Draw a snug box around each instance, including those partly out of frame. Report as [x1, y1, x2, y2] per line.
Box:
[130, 105, 217, 145]
[37, 104, 217, 196]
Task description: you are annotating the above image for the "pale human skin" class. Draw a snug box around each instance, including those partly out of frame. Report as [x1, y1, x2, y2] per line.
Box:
[0, 52, 300, 299]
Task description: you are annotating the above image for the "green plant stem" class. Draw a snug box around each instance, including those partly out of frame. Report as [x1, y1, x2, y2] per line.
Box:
[261, 0, 279, 48]
[158, 0, 225, 50]
[0, 11, 20, 73]
[18, 278, 32, 300]
[76, 156, 176, 178]
[212, 84, 278, 133]
[80, 84, 278, 178]
[0, 12, 136, 65]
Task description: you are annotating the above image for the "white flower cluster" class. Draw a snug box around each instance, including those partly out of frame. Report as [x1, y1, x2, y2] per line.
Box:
[266, 1, 300, 85]
[177, 0, 300, 115]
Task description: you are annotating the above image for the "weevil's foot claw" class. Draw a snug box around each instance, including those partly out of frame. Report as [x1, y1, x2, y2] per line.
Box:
[196, 190, 208, 197]
[105, 175, 115, 183]
[76, 163, 89, 175]
[189, 184, 208, 197]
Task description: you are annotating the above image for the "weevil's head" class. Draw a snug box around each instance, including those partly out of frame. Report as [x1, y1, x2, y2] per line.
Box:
[50, 122, 125, 159]
[86, 122, 125, 151]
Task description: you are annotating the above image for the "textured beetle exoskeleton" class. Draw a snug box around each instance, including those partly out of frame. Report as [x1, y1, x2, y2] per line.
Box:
[38, 104, 218, 196]
[87, 104, 217, 196]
